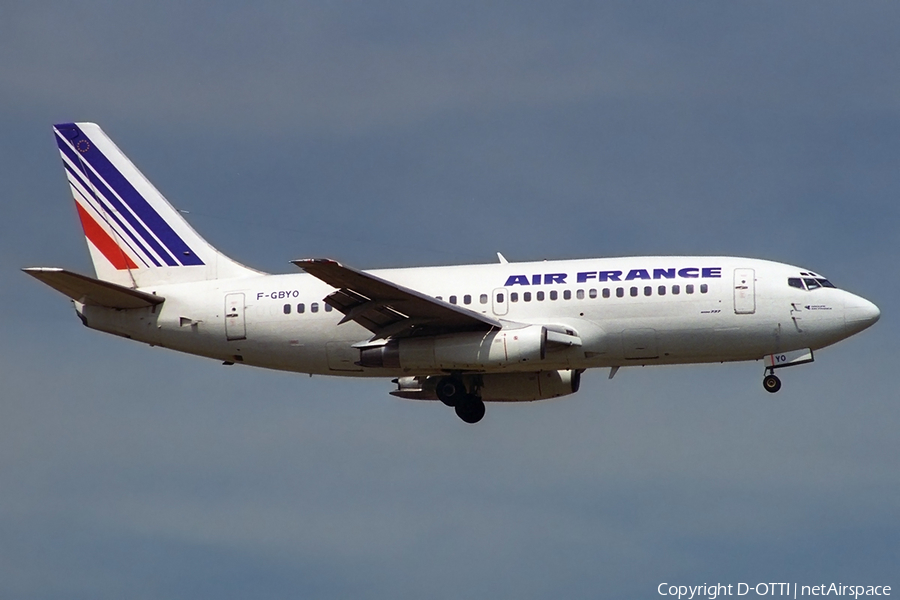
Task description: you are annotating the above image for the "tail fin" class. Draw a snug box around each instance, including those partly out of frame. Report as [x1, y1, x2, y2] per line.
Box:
[52, 122, 260, 287]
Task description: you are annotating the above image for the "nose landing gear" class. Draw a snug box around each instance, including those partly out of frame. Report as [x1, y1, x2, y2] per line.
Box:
[761, 349, 814, 394]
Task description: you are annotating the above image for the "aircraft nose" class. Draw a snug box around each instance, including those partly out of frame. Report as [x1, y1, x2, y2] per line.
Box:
[845, 294, 880, 335]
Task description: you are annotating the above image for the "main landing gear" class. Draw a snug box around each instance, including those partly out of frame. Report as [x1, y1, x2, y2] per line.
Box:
[436, 376, 486, 424]
[763, 369, 782, 393]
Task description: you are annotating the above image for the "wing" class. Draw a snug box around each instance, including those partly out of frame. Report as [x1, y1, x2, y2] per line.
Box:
[292, 259, 501, 339]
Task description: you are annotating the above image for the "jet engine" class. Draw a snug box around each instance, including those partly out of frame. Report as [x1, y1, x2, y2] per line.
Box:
[358, 325, 580, 371]
[391, 369, 582, 403]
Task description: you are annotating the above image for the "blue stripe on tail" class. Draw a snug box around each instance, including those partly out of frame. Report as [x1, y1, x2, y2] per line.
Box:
[62, 161, 155, 268]
[54, 123, 205, 267]
[55, 132, 172, 267]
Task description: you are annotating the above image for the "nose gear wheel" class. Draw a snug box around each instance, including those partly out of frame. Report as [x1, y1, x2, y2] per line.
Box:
[763, 374, 782, 393]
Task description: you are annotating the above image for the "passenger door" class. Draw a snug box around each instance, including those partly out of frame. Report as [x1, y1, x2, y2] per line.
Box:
[733, 268, 756, 314]
[225, 293, 247, 340]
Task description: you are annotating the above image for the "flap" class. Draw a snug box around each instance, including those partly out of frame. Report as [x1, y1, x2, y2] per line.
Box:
[292, 258, 501, 339]
[23, 267, 165, 309]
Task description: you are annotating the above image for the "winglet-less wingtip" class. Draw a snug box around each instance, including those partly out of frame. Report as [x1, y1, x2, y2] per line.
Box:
[292, 258, 342, 269]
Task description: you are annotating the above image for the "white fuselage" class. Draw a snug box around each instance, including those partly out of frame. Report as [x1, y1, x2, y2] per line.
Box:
[77, 256, 879, 381]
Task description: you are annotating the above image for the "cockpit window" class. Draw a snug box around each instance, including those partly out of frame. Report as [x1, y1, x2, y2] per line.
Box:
[789, 277, 838, 291]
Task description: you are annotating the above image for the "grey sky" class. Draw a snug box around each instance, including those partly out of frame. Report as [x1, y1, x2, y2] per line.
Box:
[2, 2, 898, 598]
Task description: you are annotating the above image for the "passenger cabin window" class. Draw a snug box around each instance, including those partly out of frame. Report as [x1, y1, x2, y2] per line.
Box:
[510, 292, 518, 302]
[283, 304, 291, 314]
[602, 288, 610, 299]
[496, 293, 505, 303]
[297, 303, 305, 313]
[464, 294, 472, 305]
[658, 285, 666, 296]
[686, 284, 694, 294]
[480, 294, 488, 304]
[616, 287, 624, 298]
[537, 291, 545, 301]
[630, 287, 638, 297]
[325, 303, 333, 312]
[449, 295, 457, 305]
[563, 290, 572, 300]
[311, 303, 319, 313]
[550, 290, 558, 301]
[524, 292, 532, 302]
[643, 286, 652, 297]
[576, 289, 584, 300]
[672, 285, 680, 295]
[700, 284, 708, 294]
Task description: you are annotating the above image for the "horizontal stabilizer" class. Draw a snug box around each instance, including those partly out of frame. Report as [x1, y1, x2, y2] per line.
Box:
[22, 267, 164, 309]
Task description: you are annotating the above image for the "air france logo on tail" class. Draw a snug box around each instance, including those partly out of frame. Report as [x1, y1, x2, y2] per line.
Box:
[53, 123, 204, 271]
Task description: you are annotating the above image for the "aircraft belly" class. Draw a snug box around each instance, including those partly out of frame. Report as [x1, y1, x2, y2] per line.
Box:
[659, 326, 771, 361]
[589, 311, 778, 364]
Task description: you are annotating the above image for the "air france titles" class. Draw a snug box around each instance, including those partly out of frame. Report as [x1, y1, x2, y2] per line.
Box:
[503, 267, 722, 287]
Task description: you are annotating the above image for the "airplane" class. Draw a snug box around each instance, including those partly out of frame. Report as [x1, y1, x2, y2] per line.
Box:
[24, 122, 881, 424]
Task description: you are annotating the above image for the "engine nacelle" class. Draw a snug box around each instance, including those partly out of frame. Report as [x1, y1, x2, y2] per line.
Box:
[359, 325, 549, 370]
[478, 369, 581, 402]
[390, 369, 582, 403]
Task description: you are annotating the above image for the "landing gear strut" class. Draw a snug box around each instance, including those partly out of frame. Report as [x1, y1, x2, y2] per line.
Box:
[763, 370, 782, 393]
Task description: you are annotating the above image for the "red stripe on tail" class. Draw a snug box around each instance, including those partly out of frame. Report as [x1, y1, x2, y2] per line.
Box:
[74, 202, 138, 270]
